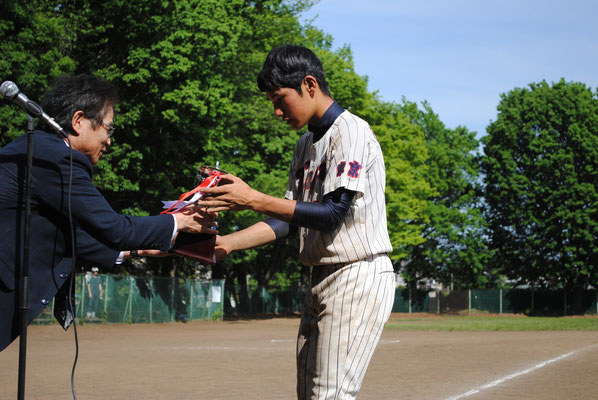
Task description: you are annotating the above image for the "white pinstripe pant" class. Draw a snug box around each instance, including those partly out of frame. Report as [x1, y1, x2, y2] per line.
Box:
[297, 255, 395, 400]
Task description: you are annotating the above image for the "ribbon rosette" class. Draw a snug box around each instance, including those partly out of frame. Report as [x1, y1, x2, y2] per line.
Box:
[161, 165, 226, 214]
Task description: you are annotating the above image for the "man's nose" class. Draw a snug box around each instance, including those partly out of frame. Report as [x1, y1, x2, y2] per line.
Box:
[273, 107, 283, 117]
[106, 137, 112, 146]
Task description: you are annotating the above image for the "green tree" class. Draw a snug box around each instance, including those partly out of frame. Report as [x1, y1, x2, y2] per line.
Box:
[52, 0, 312, 281]
[400, 100, 491, 288]
[0, 1, 76, 145]
[0, 0, 435, 291]
[482, 79, 598, 291]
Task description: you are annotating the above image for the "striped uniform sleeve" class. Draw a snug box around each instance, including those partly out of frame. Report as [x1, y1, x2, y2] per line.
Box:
[322, 113, 372, 197]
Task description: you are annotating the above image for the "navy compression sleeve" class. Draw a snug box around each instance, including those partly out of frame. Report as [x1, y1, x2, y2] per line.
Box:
[291, 188, 356, 232]
[263, 188, 356, 238]
[263, 217, 297, 240]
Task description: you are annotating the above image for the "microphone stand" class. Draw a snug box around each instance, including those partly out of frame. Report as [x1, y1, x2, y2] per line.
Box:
[18, 114, 35, 400]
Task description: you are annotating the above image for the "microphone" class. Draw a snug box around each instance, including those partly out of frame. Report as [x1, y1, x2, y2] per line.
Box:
[1, 80, 67, 137]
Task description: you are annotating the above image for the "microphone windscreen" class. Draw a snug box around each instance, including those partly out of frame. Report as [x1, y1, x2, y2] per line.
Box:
[0, 81, 19, 99]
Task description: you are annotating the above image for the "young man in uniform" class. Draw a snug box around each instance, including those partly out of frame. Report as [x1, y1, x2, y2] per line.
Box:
[199, 44, 395, 399]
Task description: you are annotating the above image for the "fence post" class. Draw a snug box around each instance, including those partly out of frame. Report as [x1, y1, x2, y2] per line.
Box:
[149, 279, 153, 324]
[468, 290, 471, 315]
[564, 290, 567, 316]
[80, 274, 86, 319]
[103, 275, 109, 320]
[499, 289, 503, 314]
[189, 282, 194, 321]
[170, 279, 175, 322]
[436, 290, 440, 315]
[408, 288, 412, 314]
[128, 277, 133, 323]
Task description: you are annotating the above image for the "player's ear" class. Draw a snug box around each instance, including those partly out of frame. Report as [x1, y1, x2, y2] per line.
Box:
[303, 75, 318, 97]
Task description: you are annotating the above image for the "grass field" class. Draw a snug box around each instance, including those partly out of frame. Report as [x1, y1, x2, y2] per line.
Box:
[386, 313, 598, 331]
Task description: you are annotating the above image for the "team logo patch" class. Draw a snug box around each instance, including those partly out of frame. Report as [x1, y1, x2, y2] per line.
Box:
[336, 161, 346, 177]
[348, 161, 362, 178]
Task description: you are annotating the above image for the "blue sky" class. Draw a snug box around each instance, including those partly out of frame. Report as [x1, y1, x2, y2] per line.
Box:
[301, 0, 598, 139]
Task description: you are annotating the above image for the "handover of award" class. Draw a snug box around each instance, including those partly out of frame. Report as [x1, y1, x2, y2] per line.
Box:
[161, 164, 226, 264]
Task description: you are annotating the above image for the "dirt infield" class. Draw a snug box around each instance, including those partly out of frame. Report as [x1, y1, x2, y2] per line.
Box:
[1, 315, 597, 399]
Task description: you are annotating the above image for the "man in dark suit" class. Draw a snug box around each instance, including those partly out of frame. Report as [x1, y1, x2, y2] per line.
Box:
[0, 74, 216, 351]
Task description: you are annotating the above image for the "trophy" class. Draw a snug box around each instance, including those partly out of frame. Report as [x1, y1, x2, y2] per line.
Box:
[162, 163, 227, 264]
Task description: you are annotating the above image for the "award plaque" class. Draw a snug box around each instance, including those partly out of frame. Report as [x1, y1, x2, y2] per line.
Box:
[163, 164, 226, 264]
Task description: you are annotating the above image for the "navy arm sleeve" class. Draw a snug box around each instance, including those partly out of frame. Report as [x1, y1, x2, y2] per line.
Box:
[263, 217, 298, 240]
[263, 188, 355, 238]
[291, 188, 356, 233]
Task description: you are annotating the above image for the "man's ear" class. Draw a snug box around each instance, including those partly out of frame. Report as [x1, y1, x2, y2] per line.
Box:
[70, 110, 85, 136]
[303, 75, 319, 97]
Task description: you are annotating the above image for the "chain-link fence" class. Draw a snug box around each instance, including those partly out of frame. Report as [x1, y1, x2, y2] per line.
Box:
[223, 285, 308, 316]
[33, 276, 598, 325]
[426, 288, 598, 315]
[224, 286, 598, 316]
[33, 274, 224, 324]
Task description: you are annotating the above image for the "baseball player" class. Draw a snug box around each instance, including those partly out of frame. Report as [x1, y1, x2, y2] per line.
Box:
[200, 44, 395, 400]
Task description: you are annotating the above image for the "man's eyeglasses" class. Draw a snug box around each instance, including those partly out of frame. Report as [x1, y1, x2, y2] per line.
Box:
[100, 121, 115, 138]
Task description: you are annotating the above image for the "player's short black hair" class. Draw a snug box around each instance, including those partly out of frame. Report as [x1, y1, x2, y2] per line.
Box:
[41, 74, 120, 135]
[257, 45, 331, 96]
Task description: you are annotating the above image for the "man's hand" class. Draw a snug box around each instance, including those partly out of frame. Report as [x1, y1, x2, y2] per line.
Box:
[126, 249, 171, 258]
[197, 174, 258, 212]
[173, 205, 218, 234]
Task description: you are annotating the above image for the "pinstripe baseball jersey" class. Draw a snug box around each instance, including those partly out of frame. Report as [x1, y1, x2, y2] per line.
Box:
[286, 108, 393, 266]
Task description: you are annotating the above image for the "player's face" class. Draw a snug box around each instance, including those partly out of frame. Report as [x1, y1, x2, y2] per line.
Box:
[267, 85, 317, 130]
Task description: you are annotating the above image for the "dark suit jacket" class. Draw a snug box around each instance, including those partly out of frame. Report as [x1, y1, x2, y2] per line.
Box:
[0, 130, 174, 351]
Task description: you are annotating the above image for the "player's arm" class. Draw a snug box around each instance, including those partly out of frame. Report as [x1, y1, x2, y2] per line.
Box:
[199, 174, 355, 232]
[292, 188, 355, 232]
[215, 221, 277, 260]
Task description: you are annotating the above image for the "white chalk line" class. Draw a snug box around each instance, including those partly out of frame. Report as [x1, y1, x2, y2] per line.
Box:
[172, 338, 402, 349]
[380, 339, 401, 344]
[445, 345, 595, 400]
[271, 339, 401, 344]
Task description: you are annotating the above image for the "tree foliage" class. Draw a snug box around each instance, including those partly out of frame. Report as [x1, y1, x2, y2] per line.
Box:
[1, 0, 482, 290]
[400, 100, 491, 288]
[0, 0, 432, 283]
[0, 1, 76, 145]
[482, 79, 598, 289]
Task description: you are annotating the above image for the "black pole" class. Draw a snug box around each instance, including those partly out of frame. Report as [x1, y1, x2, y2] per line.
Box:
[17, 115, 35, 400]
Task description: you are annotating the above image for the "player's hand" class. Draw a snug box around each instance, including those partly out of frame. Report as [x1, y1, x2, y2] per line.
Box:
[197, 174, 257, 212]
[173, 205, 218, 234]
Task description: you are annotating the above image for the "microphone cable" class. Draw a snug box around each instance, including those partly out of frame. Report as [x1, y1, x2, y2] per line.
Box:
[64, 134, 79, 400]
